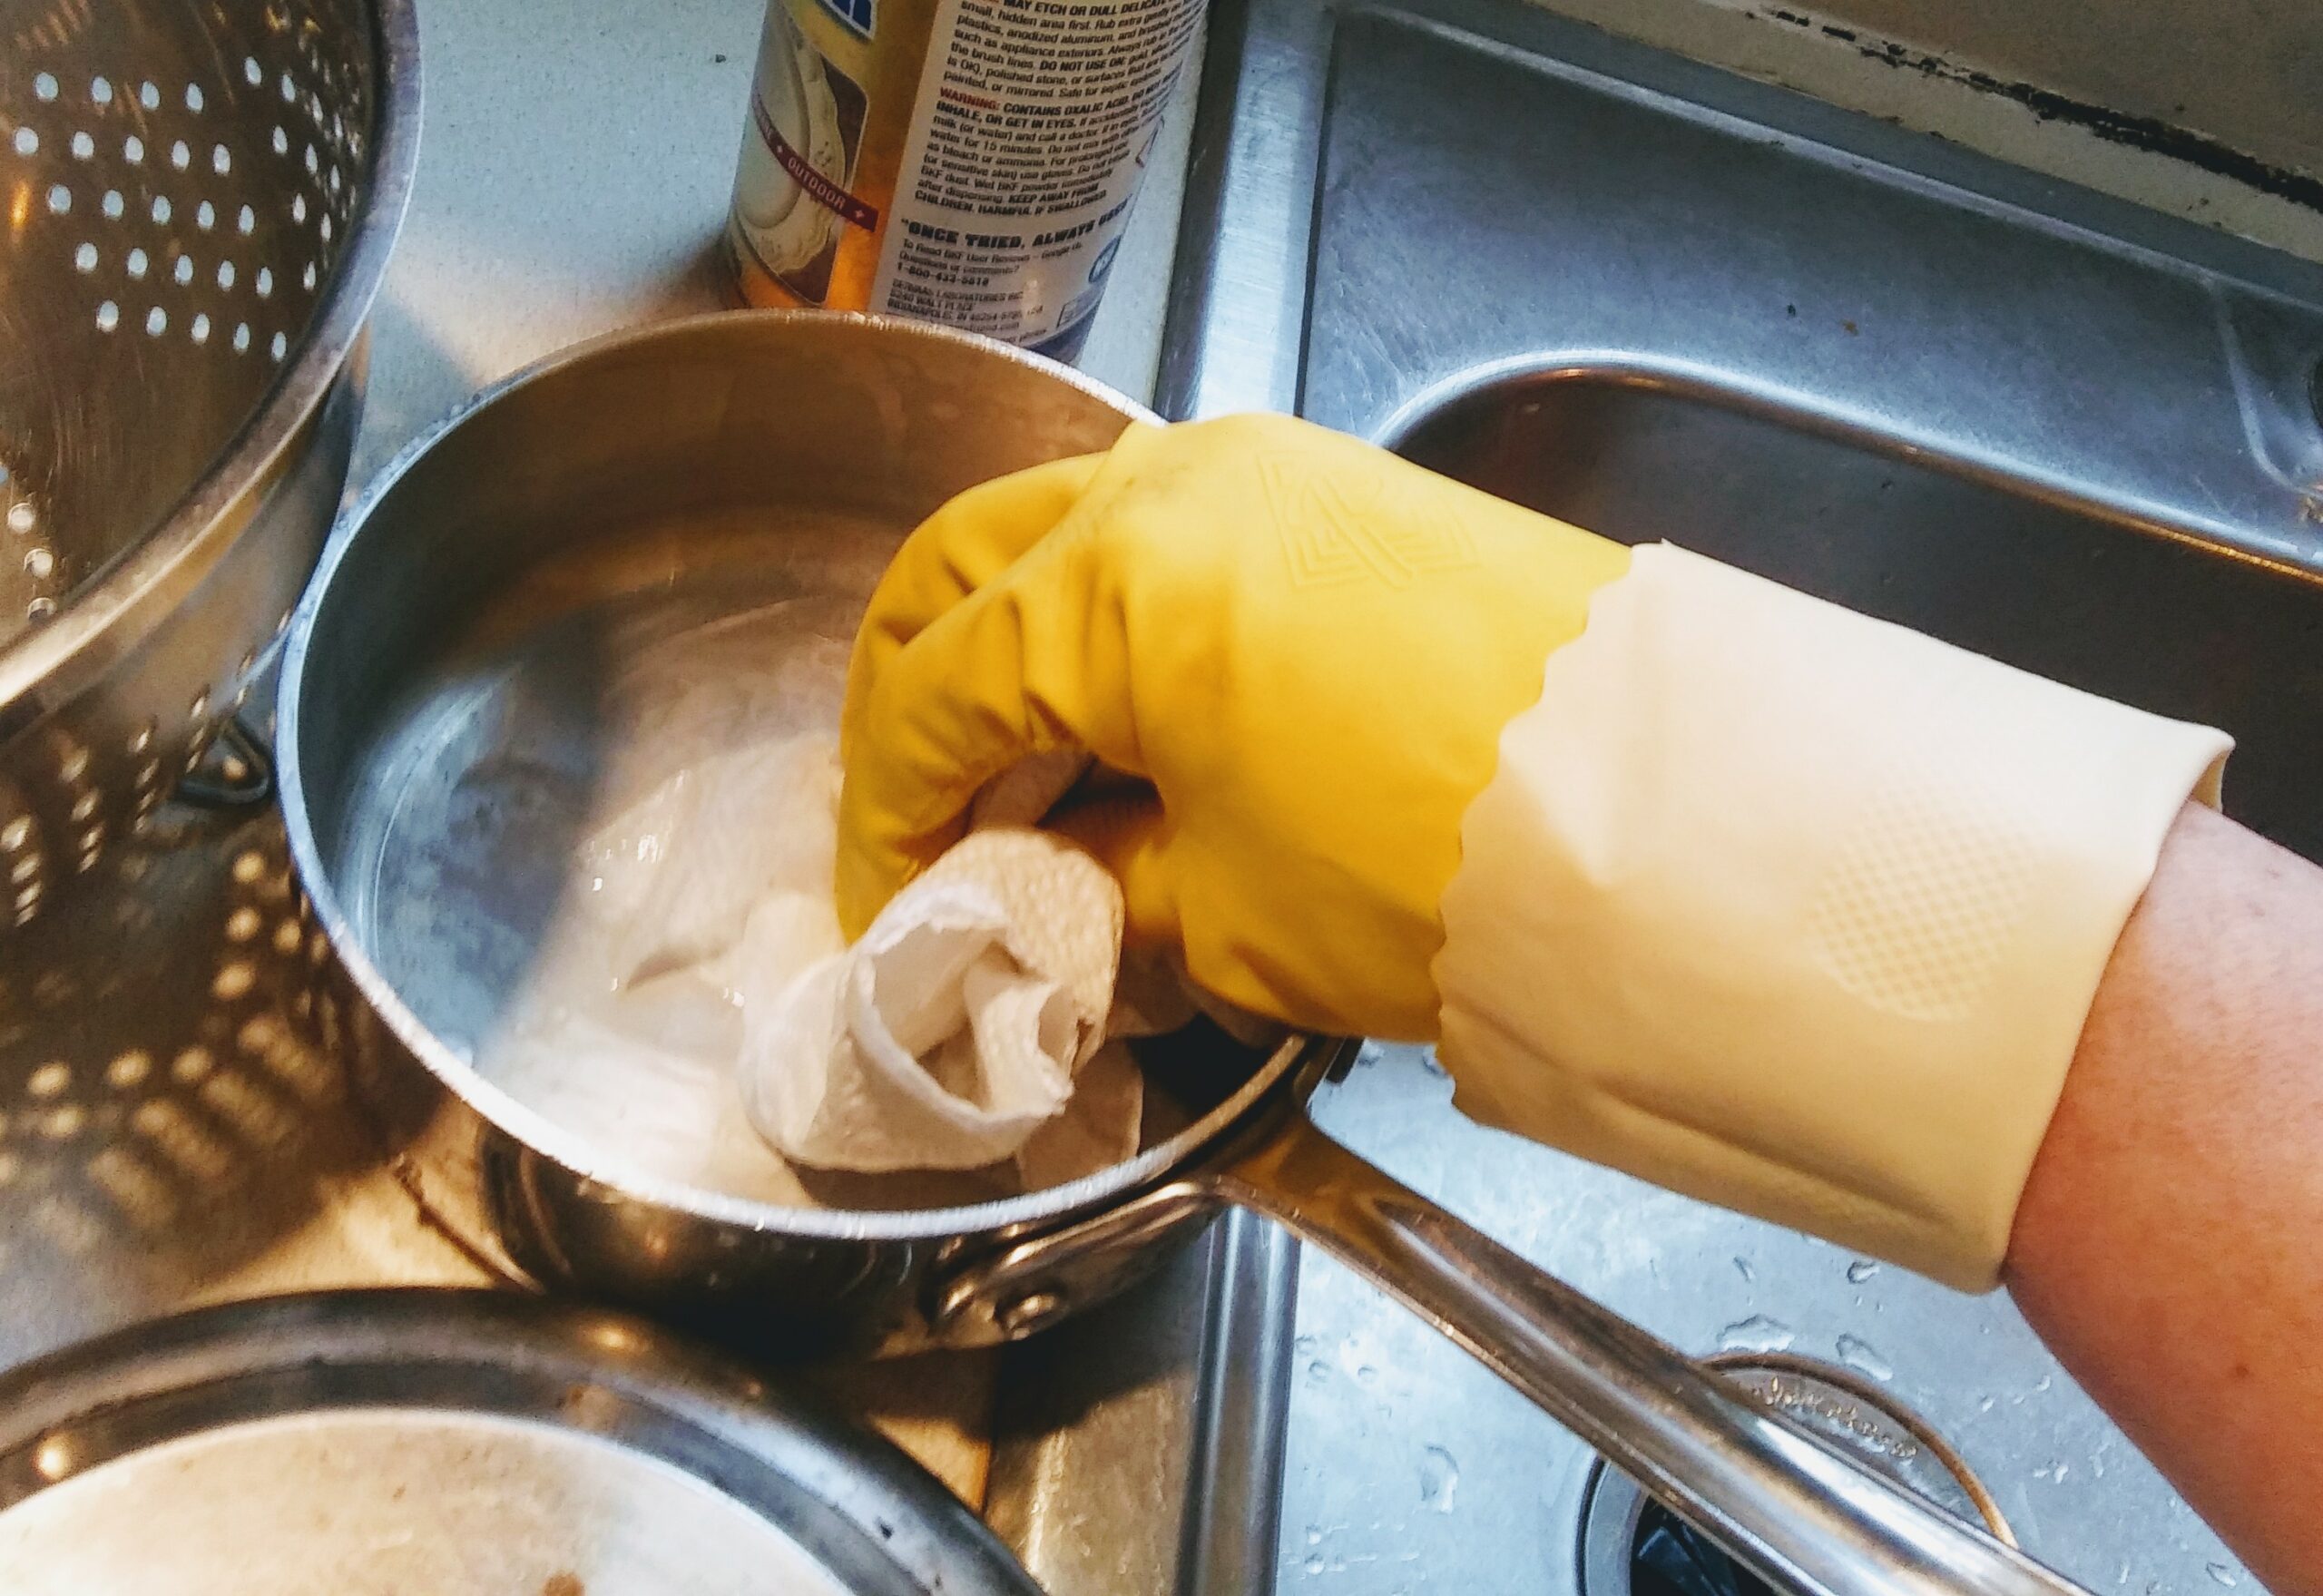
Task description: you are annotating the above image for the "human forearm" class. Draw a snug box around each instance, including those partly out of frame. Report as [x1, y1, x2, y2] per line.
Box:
[2010, 802, 2323, 1594]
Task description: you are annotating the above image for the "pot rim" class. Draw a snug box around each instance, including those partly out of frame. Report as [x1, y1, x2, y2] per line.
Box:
[279, 308, 1318, 1245]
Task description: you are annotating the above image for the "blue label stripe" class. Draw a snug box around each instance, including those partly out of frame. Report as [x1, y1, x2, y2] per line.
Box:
[816, 0, 876, 38]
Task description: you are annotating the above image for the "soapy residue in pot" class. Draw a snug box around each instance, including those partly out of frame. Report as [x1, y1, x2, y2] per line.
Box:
[465, 601, 867, 1207]
[461, 589, 1163, 1210]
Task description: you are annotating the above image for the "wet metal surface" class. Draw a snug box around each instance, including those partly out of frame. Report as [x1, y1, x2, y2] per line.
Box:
[1162, 0, 2323, 1585]
[0, 0, 1227, 1579]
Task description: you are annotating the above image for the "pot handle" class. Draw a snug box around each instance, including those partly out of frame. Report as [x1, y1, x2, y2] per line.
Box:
[1218, 1109, 2090, 1596]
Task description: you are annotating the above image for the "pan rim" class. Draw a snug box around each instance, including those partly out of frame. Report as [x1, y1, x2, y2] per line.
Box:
[277, 308, 1316, 1246]
[0, 1287, 1044, 1595]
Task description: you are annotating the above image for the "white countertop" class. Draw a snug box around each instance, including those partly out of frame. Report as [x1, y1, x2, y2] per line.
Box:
[351, 0, 1193, 491]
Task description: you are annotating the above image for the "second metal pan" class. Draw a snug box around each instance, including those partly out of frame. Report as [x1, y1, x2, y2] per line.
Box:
[0, 1288, 1038, 1596]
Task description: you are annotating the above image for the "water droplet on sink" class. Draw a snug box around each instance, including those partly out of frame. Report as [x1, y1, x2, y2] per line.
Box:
[1303, 1552, 1327, 1576]
[1306, 1526, 1323, 1546]
[1418, 1051, 1447, 1078]
[1836, 1334, 1894, 1382]
[1718, 1314, 1795, 1353]
[1418, 1444, 1459, 1513]
[2206, 1563, 2240, 1587]
[1356, 1364, 1379, 1386]
[1846, 1259, 1881, 1283]
[1306, 1359, 1330, 1385]
[1294, 1335, 1319, 1357]
[1979, 1395, 1997, 1414]
[1732, 1256, 1755, 1282]
[2034, 1460, 2072, 1483]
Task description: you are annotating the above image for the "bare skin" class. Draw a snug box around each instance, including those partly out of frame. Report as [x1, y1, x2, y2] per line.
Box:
[2010, 801, 2323, 1595]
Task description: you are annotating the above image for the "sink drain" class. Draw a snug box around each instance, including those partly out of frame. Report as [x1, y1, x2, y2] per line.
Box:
[1574, 1355, 2010, 1595]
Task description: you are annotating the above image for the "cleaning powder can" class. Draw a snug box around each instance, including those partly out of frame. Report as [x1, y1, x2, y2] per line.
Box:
[725, 0, 1203, 361]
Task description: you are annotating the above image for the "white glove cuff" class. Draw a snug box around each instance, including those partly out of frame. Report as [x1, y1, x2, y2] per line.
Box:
[1433, 543, 2230, 1289]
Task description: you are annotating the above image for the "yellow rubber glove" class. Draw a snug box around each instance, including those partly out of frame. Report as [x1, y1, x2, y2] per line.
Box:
[836, 412, 1631, 1040]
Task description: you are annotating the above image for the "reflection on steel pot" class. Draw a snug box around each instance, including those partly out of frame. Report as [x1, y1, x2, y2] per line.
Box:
[279, 311, 2095, 1596]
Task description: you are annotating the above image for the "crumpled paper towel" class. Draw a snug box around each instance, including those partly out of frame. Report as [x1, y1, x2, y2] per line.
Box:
[736, 823, 1142, 1180]
[467, 592, 1167, 1203]
[606, 737, 844, 987]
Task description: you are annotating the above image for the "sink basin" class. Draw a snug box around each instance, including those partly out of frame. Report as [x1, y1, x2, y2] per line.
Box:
[1397, 371, 2323, 857]
[1154, 0, 2323, 1589]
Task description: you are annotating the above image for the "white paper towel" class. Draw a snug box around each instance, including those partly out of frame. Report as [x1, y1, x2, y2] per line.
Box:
[736, 826, 1140, 1179]
[604, 737, 845, 986]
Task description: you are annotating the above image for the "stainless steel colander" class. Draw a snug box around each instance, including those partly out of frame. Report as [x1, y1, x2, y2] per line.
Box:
[0, 0, 417, 931]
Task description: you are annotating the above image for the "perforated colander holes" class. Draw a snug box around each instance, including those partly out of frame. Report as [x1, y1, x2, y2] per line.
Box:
[242, 1009, 341, 1108]
[127, 1094, 227, 1185]
[84, 1144, 180, 1232]
[83, 230, 269, 357]
[1, 812, 44, 926]
[230, 646, 260, 713]
[279, 171, 328, 316]
[20, 76, 285, 357]
[278, 61, 358, 254]
[225, 848, 301, 1050]
[229, 885, 311, 969]
[0, 460, 55, 622]
[71, 788, 105, 871]
[129, 721, 165, 827]
[210, 947, 260, 1013]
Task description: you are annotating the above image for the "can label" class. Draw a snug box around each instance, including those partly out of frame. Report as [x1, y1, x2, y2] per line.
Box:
[727, 0, 1202, 357]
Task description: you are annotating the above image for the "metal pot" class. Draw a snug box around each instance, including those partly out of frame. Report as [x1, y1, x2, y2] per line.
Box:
[280, 310, 1191, 1354]
[279, 311, 2091, 1596]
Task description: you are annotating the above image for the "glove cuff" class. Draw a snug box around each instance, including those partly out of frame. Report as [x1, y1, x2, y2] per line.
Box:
[1433, 543, 2230, 1289]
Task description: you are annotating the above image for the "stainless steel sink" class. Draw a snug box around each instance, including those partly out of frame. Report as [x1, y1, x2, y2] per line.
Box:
[1152, 0, 2323, 1588]
[1399, 372, 2323, 857]
[11, 5, 2309, 1591]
